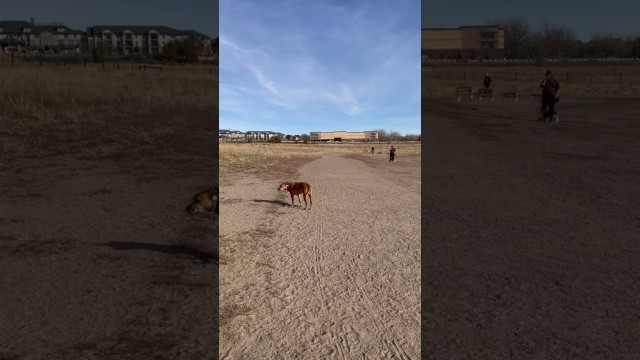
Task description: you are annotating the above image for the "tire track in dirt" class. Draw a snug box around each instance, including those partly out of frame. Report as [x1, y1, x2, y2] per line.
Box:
[346, 255, 410, 359]
[312, 213, 353, 358]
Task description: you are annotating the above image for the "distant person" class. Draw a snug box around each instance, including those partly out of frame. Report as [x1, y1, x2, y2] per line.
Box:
[540, 70, 560, 123]
[389, 145, 396, 162]
[483, 73, 492, 89]
[371, 146, 375, 154]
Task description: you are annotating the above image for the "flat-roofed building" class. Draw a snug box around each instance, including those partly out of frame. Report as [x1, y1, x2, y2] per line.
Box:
[422, 25, 505, 60]
[309, 131, 378, 142]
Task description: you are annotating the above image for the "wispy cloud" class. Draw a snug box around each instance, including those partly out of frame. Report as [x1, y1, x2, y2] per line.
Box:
[220, 0, 420, 135]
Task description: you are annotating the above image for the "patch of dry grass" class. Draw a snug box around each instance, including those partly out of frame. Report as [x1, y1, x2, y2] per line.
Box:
[424, 63, 640, 97]
[219, 142, 420, 179]
[0, 64, 216, 162]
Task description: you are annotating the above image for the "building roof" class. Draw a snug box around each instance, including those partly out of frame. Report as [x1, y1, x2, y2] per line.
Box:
[87, 25, 203, 37]
[245, 130, 283, 134]
[0, 20, 82, 35]
[310, 130, 378, 133]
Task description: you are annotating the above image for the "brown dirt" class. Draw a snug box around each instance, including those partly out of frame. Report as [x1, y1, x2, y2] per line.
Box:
[424, 95, 640, 358]
[219, 152, 421, 358]
[0, 65, 218, 360]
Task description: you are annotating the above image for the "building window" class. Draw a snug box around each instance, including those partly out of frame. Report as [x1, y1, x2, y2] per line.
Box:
[480, 32, 496, 40]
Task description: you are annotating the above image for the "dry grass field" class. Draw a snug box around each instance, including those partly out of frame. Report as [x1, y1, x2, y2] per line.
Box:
[0, 64, 218, 359]
[1, 64, 214, 161]
[424, 63, 640, 98]
[219, 142, 421, 180]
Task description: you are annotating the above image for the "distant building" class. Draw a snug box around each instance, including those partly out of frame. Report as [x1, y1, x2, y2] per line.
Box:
[85, 25, 213, 56]
[422, 25, 505, 60]
[0, 19, 82, 51]
[219, 129, 245, 141]
[309, 131, 378, 142]
[245, 130, 284, 142]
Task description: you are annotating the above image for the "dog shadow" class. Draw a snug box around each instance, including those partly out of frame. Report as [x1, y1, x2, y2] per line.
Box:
[106, 241, 217, 264]
[252, 199, 291, 207]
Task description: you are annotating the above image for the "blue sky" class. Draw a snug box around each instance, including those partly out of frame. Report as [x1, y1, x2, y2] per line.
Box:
[3, 0, 218, 37]
[219, 0, 421, 136]
[423, 0, 640, 41]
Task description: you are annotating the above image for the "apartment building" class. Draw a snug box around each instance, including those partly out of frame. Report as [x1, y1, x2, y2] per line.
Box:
[422, 25, 505, 60]
[0, 19, 82, 51]
[219, 129, 246, 141]
[245, 131, 284, 142]
[86, 25, 213, 56]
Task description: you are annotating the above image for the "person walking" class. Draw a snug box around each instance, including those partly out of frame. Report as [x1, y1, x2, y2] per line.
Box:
[389, 145, 396, 162]
[483, 73, 492, 89]
[539, 70, 560, 123]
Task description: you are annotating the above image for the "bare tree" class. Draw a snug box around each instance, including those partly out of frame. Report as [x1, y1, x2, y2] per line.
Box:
[541, 22, 578, 58]
[374, 128, 388, 142]
[389, 131, 402, 142]
[494, 18, 532, 59]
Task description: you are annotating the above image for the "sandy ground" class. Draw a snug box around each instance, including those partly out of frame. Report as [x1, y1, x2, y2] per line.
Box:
[219, 153, 421, 359]
[0, 146, 218, 359]
[424, 96, 640, 358]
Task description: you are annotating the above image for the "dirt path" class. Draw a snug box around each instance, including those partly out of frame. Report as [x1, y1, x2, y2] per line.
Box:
[220, 153, 420, 359]
[424, 96, 640, 358]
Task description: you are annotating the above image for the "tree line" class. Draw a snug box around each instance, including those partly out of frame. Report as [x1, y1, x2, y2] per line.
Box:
[496, 18, 640, 59]
[373, 129, 421, 142]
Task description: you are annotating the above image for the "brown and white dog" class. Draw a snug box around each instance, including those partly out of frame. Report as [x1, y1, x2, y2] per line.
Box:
[278, 182, 313, 210]
[186, 187, 219, 218]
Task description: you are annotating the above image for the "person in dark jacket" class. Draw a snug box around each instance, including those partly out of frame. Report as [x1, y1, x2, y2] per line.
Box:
[540, 70, 560, 122]
[483, 73, 492, 89]
[389, 145, 396, 162]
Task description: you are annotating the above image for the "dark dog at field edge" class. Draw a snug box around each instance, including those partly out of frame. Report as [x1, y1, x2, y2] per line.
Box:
[186, 187, 219, 218]
[278, 182, 313, 210]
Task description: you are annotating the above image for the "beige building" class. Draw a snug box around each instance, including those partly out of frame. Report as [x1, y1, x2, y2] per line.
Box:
[86, 25, 213, 56]
[309, 131, 378, 142]
[422, 25, 505, 60]
[0, 19, 82, 51]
